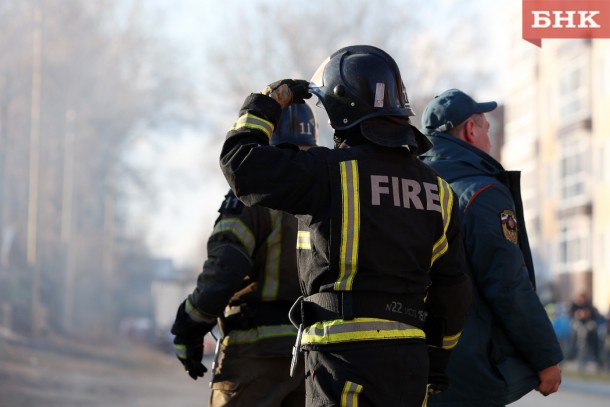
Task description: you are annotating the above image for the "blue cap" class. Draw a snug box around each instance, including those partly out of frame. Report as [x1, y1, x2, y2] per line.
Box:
[421, 89, 497, 132]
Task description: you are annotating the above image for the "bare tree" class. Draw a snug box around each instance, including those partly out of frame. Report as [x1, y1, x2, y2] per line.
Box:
[196, 0, 503, 146]
[203, 1, 499, 95]
[0, 0, 196, 338]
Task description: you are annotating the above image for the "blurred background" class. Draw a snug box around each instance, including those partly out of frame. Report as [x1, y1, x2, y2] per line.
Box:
[0, 0, 609, 402]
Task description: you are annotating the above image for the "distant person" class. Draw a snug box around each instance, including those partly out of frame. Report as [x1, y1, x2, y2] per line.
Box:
[546, 302, 572, 358]
[420, 89, 563, 406]
[219, 45, 472, 407]
[603, 308, 610, 372]
[171, 104, 318, 407]
[569, 292, 602, 371]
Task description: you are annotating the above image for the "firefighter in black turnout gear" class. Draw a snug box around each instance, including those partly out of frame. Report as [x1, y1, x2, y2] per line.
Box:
[171, 104, 318, 407]
[219, 45, 473, 407]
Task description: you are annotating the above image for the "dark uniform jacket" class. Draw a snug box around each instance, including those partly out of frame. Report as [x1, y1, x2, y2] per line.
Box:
[420, 130, 564, 405]
[188, 189, 300, 357]
[220, 94, 471, 357]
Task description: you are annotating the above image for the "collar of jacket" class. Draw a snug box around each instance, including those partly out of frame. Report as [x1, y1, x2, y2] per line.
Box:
[419, 130, 505, 182]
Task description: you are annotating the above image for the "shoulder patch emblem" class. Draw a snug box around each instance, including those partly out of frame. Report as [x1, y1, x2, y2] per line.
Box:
[218, 190, 244, 215]
[500, 210, 519, 244]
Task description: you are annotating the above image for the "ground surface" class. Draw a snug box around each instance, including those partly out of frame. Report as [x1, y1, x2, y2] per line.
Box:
[0, 330, 212, 407]
[2, 329, 610, 407]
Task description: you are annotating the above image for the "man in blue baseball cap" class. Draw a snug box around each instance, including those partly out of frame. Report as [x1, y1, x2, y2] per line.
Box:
[421, 88, 497, 153]
[420, 89, 563, 407]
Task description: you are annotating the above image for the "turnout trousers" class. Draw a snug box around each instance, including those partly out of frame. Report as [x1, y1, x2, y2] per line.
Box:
[303, 342, 429, 407]
[210, 353, 305, 407]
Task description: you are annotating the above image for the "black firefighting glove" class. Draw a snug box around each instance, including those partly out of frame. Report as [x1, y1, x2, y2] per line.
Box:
[427, 348, 451, 396]
[170, 300, 215, 380]
[172, 335, 207, 380]
[261, 79, 312, 105]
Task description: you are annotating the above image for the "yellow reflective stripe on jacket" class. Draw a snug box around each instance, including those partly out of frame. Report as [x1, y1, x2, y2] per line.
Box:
[229, 113, 274, 139]
[430, 177, 453, 266]
[173, 343, 187, 359]
[300, 318, 425, 345]
[341, 381, 363, 407]
[222, 324, 297, 345]
[185, 297, 208, 322]
[335, 160, 360, 291]
[428, 331, 462, 351]
[297, 230, 311, 249]
[441, 331, 461, 350]
[262, 210, 282, 301]
[211, 218, 256, 256]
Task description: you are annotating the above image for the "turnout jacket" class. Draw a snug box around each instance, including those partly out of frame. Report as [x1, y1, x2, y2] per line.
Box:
[420, 130, 564, 405]
[220, 94, 471, 356]
[188, 189, 300, 357]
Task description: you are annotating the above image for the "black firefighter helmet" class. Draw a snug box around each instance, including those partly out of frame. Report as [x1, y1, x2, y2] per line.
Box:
[309, 44, 429, 151]
[270, 103, 318, 147]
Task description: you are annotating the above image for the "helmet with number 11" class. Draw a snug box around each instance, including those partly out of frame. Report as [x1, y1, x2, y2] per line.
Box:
[270, 103, 318, 147]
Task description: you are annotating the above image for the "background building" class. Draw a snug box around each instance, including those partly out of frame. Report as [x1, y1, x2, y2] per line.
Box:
[504, 4, 610, 312]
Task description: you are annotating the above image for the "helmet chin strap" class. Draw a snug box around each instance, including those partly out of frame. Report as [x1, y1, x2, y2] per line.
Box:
[333, 127, 368, 149]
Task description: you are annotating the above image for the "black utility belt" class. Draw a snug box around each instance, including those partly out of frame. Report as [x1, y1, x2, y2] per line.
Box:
[298, 291, 427, 329]
[221, 301, 293, 333]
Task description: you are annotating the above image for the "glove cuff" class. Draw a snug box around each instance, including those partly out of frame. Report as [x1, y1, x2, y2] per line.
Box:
[171, 300, 215, 339]
[184, 298, 216, 324]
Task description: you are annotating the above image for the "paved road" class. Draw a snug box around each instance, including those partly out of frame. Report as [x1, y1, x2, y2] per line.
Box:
[3, 334, 610, 407]
[0, 336, 212, 407]
[510, 380, 610, 407]
[195, 367, 610, 407]
[172, 358, 610, 407]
